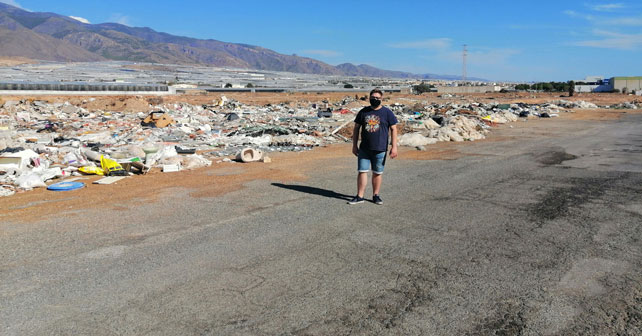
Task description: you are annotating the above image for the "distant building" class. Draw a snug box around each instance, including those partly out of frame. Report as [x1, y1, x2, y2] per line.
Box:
[609, 77, 642, 93]
[574, 76, 610, 92]
[575, 76, 642, 93]
[436, 85, 500, 94]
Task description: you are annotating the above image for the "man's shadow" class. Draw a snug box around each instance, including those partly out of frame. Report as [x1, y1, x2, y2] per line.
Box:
[271, 183, 352, 201]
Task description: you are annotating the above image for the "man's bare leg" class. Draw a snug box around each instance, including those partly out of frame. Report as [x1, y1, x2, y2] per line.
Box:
[372, 173, 382, 196]
[357, 172, 368, 197]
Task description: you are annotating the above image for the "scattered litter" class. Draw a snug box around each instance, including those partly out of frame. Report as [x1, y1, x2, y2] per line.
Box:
[47, 181, 85, 191]
[0, 96, 637, 198]
[15, 173, 47, 189]
[399, 133, 437, 147]
[141, 111, 175, 128]
[236, 147, 263, 162]
[93, 176, 128, 185]
[79, 166, 105, 175]
[162, 164, 181, 172]
[0, 185, 15, 197]
[100, 156, 127, 176]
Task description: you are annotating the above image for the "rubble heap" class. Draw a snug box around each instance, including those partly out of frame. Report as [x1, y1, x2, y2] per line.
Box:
[1, 97, 640, 197]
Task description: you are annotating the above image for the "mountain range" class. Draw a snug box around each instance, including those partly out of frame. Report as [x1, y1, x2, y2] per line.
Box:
[0, 3, 482, 81]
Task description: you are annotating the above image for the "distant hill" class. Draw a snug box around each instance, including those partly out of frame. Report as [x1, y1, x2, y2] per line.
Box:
[0, 3, 483, 80]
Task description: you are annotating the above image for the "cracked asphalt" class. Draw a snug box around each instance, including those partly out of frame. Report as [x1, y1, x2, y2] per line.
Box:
[1, 112, 641, 335]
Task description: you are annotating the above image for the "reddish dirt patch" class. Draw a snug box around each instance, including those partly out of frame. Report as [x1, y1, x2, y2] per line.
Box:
[559, 109, 642, 121]
[0, 145, 352, 223]
[0, 57, 35, 67]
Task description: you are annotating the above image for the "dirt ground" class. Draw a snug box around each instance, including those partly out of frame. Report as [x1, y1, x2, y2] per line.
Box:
[0, 57, 35, 67]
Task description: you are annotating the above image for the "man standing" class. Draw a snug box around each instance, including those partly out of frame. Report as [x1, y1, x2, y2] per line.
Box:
[348, 88, 398, 205]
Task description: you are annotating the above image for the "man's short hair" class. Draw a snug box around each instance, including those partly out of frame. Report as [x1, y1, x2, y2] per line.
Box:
[370, 88, 383, 97]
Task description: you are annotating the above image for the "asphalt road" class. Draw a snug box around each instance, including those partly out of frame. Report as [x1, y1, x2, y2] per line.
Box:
[1, 113, 641, 335]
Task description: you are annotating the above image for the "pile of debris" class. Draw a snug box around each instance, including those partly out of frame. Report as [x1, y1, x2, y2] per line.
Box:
[1, 97, 640, 197]
[0, 96, 360, 196]
[394, 99, 640, 149]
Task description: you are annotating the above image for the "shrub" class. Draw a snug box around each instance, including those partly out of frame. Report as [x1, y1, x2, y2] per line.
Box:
[413, 82, 434, 94]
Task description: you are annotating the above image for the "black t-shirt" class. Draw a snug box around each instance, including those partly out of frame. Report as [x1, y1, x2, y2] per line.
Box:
[354, 106, 398, 152]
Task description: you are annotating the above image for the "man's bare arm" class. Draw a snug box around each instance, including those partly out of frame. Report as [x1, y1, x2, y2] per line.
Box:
[389, 124, 398, 158]
[352, 123, 361, 156]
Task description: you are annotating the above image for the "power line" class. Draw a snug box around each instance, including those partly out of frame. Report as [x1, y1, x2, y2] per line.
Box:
[462, 44, 467, 83]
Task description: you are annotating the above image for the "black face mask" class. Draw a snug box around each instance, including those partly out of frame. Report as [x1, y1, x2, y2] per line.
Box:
[370, 98, 381, 108]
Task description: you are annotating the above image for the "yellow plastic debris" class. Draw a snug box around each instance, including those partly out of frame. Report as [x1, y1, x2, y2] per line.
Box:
[100, 155, 126, 176]
[79, 166, 105, 175]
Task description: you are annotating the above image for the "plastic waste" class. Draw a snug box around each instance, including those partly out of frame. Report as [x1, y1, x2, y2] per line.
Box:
[182, 154, 212, 170]
[100, 155, 126, 176]
[79, 166, 105, 175]
[47, 181, 85, 191]
[0, 186, 15, 197]
[15, 173, 46, 189]
[399, 133, 438, 147]
[236, 148, 264, 162]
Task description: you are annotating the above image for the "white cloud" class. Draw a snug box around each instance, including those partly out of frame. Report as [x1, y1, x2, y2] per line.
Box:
[387, 38, 452, 50]
[0, 0, 22, 8]
[302, 49, 342, 57]
[69, 16, 91, 24]
[603, 16, 642, 25]
[108, 13, 132, 26]
[469, 48, 521, 65]
[564, 8, 642, 25]
[0, 0, 29, 10]
[588, 3, 625, 12]
[563, 10, 596, 20]
[571, 30, 642, 49]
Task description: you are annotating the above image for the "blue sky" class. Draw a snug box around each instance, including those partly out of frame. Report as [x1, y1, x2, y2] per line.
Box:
[2, 0, 641, 82]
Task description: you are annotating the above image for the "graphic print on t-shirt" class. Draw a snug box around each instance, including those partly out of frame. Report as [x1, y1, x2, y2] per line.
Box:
[365, 114, 380, 132]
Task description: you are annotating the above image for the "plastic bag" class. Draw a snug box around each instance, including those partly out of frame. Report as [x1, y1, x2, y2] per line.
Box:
[62, 150, 88, 167]
[79, 166, 105, 175]
[15, 173, 46, 189]
[145, 146, 178, 166]
[181, 154, 212, 170]
[39, 167, 64, 182]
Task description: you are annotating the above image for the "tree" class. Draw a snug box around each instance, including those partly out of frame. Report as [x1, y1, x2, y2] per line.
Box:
[344, 83, 354, 88]
[246, 83, 254, 88]
[224, 83, 232, 88]
[568, 80, 575, 97]
[413, 82, 434, 94]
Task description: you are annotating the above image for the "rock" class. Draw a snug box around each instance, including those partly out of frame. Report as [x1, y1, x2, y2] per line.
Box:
[399, 133, 437, 147]
[446, 130, 464, 142]
[61, 105, 79, 114]
[225, 113, 240, 121]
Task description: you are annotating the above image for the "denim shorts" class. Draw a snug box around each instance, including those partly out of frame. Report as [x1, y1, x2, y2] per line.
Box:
[358, 148, 387, 174]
